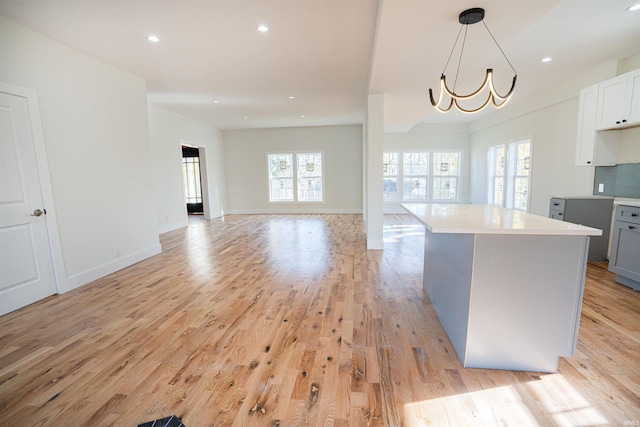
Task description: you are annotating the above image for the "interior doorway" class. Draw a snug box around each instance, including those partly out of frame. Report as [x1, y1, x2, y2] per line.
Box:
[181, 145, 204, 215]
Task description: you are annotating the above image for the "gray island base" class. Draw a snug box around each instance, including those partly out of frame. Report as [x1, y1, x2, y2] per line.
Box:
[403, 203, 602, 373]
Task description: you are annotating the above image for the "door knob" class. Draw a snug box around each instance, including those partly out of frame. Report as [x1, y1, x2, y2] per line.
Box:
[31, 208, 45, 217]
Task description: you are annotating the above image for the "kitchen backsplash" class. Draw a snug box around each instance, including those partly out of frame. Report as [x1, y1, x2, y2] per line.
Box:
[593, 163, 640, 198]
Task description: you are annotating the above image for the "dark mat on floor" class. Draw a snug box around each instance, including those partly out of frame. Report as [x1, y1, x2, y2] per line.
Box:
[137, 415, 185, 427]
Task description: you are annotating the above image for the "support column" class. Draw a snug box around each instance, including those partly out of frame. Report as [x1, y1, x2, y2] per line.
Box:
[364, 94, 384, 250]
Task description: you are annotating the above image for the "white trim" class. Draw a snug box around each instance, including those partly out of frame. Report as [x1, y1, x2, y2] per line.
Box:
[158, 220, 188, 234]
[65, 244, 162, 292]
[367, 239, 384, 250]
[0, 81, 69, 294]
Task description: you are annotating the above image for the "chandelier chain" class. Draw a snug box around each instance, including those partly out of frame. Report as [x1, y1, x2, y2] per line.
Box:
[452, 24, 469, 94]
[481, 20, 517, 74]
[441, 25, 464, 76]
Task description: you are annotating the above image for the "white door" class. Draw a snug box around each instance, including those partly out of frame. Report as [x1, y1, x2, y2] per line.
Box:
[0, 91, 57, 315]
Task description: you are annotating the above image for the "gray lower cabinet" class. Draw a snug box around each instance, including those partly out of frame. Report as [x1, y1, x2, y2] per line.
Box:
[609, 204, 640, 290]
[548, 196, 613, 262]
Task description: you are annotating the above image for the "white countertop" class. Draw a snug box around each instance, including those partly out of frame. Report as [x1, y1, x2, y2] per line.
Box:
[551, 195, 613, 200]
[614, 199, 640, 207]
[402, 203, 603, 236]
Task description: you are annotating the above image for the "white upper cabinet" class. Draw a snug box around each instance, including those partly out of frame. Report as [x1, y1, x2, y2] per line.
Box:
[596, 68, 640, 130]
[575, 84, 620, 166]
[626, 69, 640, 125]
[575, 85, 599, 166]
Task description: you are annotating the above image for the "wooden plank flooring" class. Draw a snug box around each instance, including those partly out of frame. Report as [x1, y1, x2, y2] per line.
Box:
[1, 214, 639, 426]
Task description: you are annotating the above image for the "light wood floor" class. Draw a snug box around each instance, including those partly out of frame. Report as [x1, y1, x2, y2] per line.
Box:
[1, 214, 639, 426]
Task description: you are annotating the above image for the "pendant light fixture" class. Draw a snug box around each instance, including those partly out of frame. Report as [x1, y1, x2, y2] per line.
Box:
[429, 8, 517, 114]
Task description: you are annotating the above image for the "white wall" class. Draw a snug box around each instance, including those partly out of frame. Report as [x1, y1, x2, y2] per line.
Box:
[223, 125, 363, 213]
[468, 53, 640, 216]
[148, 105, 227, 233]
[469, 98, 596, 216]
[384, 122, 471, 212]
[0, 17, 161, 292]
[619, 127, 640, 163]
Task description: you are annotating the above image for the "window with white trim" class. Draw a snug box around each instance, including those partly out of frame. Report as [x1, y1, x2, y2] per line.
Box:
[487, 139, 531, 211]
[268, 153, 294, 202]
[383, 152, 399, 201]
[268, 152, 323, 203]
[296, 153, 323, 202]
[403, 152, 429, 201]
[383, 150, 462, 202]
[432, 152, 460, 201]
[488, 145, 506, 206]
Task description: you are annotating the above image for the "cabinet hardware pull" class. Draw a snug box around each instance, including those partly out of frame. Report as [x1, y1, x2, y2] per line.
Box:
[622, 119, 627, 123]
[631, 213, 637, 217]
[630, 226, 636, 230]
[616, 121, 621, 124]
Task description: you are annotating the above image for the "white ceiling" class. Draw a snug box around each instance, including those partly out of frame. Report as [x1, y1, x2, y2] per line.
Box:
[1, 0, 639, 132]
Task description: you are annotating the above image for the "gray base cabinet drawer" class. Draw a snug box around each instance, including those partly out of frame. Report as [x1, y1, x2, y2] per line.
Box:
[549, 198, 566, 211]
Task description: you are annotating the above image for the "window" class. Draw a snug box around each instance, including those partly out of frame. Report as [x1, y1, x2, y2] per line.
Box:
[383, 150, 462, 202]
[488, 139, 531, 211]
[512, 141, 531, 211]
[182, 156, 202, 204]
[383, 152, 399, 201]
[268, 152, 323, 203]
[268, 153, 294, 202]
[432, 152, 460, 201]
[403, 152, 429, 201]
[296, 153, 323, 202]
[488, 145, 505, 206]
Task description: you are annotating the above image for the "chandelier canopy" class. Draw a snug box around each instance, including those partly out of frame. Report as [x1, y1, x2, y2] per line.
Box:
[429, 8, 517, 114]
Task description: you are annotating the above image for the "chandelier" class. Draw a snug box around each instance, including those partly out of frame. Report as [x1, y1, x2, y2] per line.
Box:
[429, 8, 517, 114]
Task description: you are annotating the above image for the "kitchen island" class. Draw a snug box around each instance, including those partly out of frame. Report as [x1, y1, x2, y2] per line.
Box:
[402, 203, 602, 373]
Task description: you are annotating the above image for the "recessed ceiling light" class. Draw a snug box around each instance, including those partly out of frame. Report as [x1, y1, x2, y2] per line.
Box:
[213, 100, 219, 104]
[542, 57, 552, 63]
[258, 25, 269, 32]
[288, 96, 295, 99]
[300, 115, 306, 118]
[147, 34, 160, 42]
[627, 3, 640, 11]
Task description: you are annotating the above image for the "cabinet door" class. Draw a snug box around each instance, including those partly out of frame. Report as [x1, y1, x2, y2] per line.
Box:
[575, 85, 598, 166]
[596, 74, 626, 130]
[624, 68, 640, 125]
[609, 220, 640, 282]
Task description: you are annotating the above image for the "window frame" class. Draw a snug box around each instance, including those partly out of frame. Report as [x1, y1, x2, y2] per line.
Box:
[296, 152, 324, 203]
[431, 150, 461, 202]
[383, 149, 463, 202]
[383, 152, 400, 201]
[487, 138, 532, 212]
[267, 151, 325, 204]
[487, 144, 506, 207]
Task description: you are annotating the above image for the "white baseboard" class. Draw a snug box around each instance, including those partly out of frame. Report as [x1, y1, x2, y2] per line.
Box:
[366, 239, 384, 250]
[225, 208, 363, 215]
[62, 243, 162, 293]
[158, 220, 188, 235]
